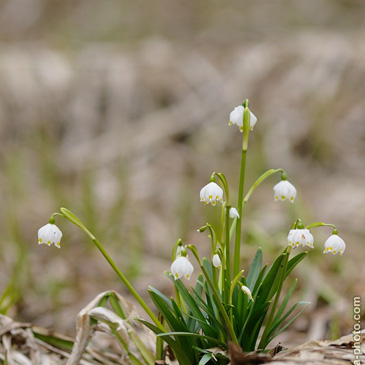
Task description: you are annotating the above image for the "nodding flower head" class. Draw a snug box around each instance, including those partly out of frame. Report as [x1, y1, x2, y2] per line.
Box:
[171, 256, 194, 280]
[229, 106, 257, 132]
[229, 207, 240, 219]
[241, 285, 254, 301]
[323, 234, 346, 255]
[200, 182, 223, 206]
[38, 223, 63, 249]
[287, 229, 314, 249]
[273, 180, 297, 203]
[212, 254, 222, 269]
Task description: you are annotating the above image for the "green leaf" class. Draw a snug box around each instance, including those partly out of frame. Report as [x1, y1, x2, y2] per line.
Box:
[169, 276, 217, 339]
[246, 248, 263, 289]
[256, 254, 287, 306]
[252, 264, 268, 296]
[109, 293, 127, 319]
[199, 353, 212, 365]
[148, 286, 172, 309]
[266, 301, 310, 345]
[138, 320, 192, 365]
[271, 279, 297, 327]
[33, 332, 74, 351]
[285, 252, 307, 279]
[157, 332, 226, 348]
[148, 289, 184, 333]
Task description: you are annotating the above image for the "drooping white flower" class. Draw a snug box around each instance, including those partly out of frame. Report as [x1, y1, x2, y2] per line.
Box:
[230, 207, 240, 219]
[273, 180, 297, 203]
[229, 106, 257, 132]
[241, 285, 253, 301]
[200, 182, 223, 206]
[38, 223, 63, 249]
[287, 229, 314, 249]
[323, 234, 346, 255]
[171, 256, 194, 280]
[212, 254, 222, 269]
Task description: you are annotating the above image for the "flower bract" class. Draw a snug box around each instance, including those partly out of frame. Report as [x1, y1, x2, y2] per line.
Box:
[323, 234, 346, 255]
[273, 180, 297, 203]
[212, 254, 222, 269]
[200, 182, 223, 206]
[241, 285, 253, 301]
[229, 105, 257, 132]
[171, 256, 194, 280]
[38, 223, 63, 249]
[287, 229, 314, 248]
[230, 207, 240, 219]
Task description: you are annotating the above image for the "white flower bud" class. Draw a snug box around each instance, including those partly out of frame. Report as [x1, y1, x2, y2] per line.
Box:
[229, 106, 257, 132]
[200, 182, 223, 206]
[171, 256, 194, 280]
[287, 229, 314, 249]
[323, 234, 346, 255]
[241, 285, 253, 301]
[212, 254, 222, 269]
[38, 223, 63, 249]
[273, 180, 297, 203]
[229, 207, 240, 219]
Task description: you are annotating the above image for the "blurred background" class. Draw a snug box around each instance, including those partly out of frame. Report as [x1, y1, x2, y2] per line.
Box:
[0, 0, 364, 347]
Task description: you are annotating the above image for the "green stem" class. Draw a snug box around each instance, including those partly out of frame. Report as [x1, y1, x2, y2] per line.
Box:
[242, 168, 284, 207]
[211, 172, 230, 203]
[233, 105, 250, 276]
[60, 208, 164, 332]
[225, 205, 231, 290]
[188, 245, 239, 344]
[91, 237, 164, 331]
[305, 222, 336, 230]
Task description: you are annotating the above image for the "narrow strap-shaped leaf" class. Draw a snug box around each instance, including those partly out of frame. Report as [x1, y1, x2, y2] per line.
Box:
[171, 277, 217, 338]
[271, 279, 297, 327]
[138, 320, 192, 365]
[148, 286, 172, 309]
[157, 332, 226, 348]
[246, 248, 263, 289]
[252, 264, 268, 296]
[285, 252, 307, 279]
[266, 301, 310, 345]
[267, 301, 310, 341]
[199, 353, 213, 365]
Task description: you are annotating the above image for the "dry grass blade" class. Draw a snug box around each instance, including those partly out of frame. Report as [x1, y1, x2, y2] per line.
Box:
[68, 290, 154, 365]
[270, 330, 365, 364]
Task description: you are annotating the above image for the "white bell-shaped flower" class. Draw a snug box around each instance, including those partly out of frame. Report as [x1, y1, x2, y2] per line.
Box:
[287, 229, 314, 249]
[323, 234, 346, 255]
[38, 223, 63, 249]
[200, 182, 223, 206]
[241, 285, 253, 301]
[230, 207, 240, 219]
[273, 180, 297, 203]
[171, 256, 194, 280]
[229, 106, 257, 132]
[212, 254, 222, 269]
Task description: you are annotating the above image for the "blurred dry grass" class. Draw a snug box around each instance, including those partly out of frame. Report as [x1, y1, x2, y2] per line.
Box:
[0, 0, 364, 350]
